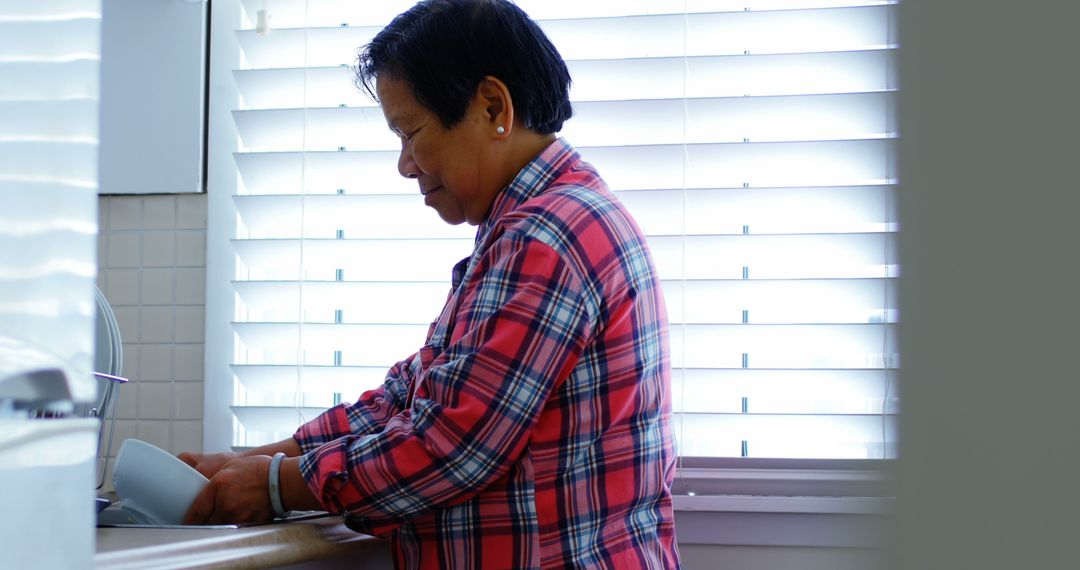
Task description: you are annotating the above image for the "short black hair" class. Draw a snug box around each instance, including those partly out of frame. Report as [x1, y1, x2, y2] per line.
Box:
[356, 0, 573, 134]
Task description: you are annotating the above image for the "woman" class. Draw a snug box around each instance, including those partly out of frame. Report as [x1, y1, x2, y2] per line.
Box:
[181, 1, 679, 567]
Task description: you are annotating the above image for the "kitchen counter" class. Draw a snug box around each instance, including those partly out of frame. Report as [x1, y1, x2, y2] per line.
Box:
[95, 514, 392, 569]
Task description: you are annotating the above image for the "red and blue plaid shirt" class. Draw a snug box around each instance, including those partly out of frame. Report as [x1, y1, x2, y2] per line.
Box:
[294, 139, 679, 569]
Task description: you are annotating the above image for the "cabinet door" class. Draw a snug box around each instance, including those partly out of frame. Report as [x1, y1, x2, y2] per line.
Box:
[99, 0, 207, 194]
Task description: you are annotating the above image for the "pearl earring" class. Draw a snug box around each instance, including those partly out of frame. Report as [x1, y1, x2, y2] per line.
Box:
[496, 126, 505, 134]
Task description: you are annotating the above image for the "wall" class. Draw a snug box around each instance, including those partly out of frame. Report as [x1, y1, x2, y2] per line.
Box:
[96, 194, 207, 482]
[896, 1, 1080, 569]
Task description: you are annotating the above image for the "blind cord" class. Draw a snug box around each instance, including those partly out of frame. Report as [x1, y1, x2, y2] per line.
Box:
[676, 0, 690, 477]
[293, 0, 312, 429]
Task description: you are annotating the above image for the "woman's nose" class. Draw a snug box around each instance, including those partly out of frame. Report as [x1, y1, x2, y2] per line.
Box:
[398, 146, 420, 179]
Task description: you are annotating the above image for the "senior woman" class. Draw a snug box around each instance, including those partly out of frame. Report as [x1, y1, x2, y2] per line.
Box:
[180, 1, 679, 567]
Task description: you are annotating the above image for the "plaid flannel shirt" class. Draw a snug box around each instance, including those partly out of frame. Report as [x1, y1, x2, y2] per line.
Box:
[294, 139, 679, 569]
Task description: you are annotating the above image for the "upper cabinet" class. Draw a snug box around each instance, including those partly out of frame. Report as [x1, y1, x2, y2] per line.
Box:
[98, 0, 208, 194]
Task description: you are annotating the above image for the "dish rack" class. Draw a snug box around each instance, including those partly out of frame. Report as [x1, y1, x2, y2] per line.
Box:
[86, 285, 126, 490]
[19, 287, 127, 491]
[76, 372, 127, 489]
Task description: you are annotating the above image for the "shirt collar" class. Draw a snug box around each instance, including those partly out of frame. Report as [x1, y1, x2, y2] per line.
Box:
[475, 137, 579, 245]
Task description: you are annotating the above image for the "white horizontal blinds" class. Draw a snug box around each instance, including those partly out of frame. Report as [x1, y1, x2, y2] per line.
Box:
[230, 0, 471, 447]
[227, 0, 899, 457]
[541, 1, 899, 459]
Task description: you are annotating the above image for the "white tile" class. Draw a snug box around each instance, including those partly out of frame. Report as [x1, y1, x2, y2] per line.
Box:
[138, 344, 173, 381]
[114, 379, 138, 419]
[106, 233, 141, 268]
[142, 232, 176, 267]
[175, 231, 206, 267]
[112, 310, 139, 348]
[96, 270, 106, 297]
[173, 344, 204, 381]
[175, 268, 206, 305]
[140, 268, 175, 305]
[108, 197, 142, 231]
[138, 421, 171, 451]
[172, 382, 203, 420]
[171, 421, 203, 454]
[116, 347, 137, 385]
[113, 420, 139, 453]
[174, 306, 205, 343]
[176, 194, 207, 230]
[137, 382, 171, 419]
[105, 269, 140, 306]
[139, 306, 174, 343]
[142, 196, 176, 229]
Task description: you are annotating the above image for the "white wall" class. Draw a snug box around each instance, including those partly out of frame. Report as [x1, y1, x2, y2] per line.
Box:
[896, 1, 1080, 568]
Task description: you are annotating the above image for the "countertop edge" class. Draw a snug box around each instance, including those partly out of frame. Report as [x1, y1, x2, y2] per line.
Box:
[95, 516, 388, 570]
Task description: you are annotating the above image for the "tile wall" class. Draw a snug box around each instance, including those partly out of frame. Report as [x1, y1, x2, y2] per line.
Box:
[96, 194, 207, 480]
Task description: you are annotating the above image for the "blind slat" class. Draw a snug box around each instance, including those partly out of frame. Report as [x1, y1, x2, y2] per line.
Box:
[233, 139, 896, 195]
[236, 185, 896, 237]
[233, 323, 428, 367]
[233, 51, 896, 109]
[674, 368, 897, 414]
[233, 238, 472, 281]
[234, 194, 475, 239]
[670, 323, 897, 369]
[626, 185, 898, 236]
[674, 412, 896, 459]
[233, 92, 896, 151]
[237, 0, 896, 28]
[232, 364, 387, 394]
[234, 6, 894, 69]
[663, 279, 897, 325]
[234, 280, 449, 323]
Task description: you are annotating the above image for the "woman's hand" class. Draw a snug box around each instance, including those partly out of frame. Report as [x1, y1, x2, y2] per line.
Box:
[182, 455, 276, 525]
[178, 451, 239, 480]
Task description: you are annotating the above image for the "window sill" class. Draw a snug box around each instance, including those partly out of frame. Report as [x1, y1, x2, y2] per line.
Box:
[674, 494, 892, 515]
[674, 457, 895, 497]
[670, 459, 895, 547]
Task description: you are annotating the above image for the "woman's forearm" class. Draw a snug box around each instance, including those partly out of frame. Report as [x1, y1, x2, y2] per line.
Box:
[279, 455, 323, 512]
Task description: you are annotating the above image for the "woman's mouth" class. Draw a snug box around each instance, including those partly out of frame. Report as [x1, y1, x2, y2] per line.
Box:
[422, 186, 442, 205]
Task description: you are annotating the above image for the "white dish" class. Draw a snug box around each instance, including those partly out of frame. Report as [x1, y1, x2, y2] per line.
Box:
[111, 438, 208, 525]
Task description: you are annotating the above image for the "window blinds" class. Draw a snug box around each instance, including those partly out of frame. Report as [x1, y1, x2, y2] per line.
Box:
[215, 0, 898, 459]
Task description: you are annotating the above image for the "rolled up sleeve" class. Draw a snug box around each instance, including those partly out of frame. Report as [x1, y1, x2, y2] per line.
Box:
[293, 353, 415, 453]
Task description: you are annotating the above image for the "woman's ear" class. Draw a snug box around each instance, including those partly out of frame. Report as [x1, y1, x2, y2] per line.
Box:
[476, 76, 513, 137]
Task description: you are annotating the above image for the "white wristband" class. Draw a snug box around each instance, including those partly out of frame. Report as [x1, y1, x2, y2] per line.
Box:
[268, 452, 289, 518]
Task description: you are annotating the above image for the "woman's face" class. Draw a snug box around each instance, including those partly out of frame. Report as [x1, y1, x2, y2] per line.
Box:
[376, 74, 498, 226]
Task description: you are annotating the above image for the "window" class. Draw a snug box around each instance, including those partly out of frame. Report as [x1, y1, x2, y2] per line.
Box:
[205, 0, 899, 478]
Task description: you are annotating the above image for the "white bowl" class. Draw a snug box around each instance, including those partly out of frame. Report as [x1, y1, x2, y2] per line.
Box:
[112, 439, 208, 525]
